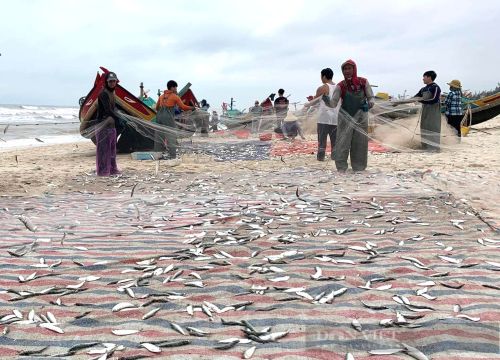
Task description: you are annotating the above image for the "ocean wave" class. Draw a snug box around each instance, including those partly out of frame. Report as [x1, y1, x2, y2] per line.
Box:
[0, 104, 79, 123]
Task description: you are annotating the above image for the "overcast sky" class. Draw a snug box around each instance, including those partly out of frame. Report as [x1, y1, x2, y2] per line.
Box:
[1, 0, 499, 111]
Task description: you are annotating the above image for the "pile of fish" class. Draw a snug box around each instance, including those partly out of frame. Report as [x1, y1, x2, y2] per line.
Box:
[179, 139, 272, 162]
[0, 168, 499, 359]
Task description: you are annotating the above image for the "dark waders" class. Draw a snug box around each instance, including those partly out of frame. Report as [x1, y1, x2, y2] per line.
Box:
[334, 90, 368, 171]
[155, 106, 178, 158]
[420, 95, 441, 151]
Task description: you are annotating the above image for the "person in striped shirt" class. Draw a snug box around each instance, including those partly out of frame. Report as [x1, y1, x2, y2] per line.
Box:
[444, 79, 464, 140]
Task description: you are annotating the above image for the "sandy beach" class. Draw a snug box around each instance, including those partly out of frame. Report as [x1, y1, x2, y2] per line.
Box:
[0, 117, 499, 359]
[2, 0, 500, 357]
[2, 116, 499, 224]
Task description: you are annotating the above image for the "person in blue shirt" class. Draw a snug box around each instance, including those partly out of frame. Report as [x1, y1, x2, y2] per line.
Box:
[444, 79, 464, 140]
[415, 70, 441, 151]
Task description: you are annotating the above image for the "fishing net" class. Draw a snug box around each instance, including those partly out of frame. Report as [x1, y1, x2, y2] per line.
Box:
[106, 99, 462, 157]
[1, 99, 464, 160]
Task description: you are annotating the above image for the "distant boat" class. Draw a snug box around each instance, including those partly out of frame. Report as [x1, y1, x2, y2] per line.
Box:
[219, 94, 276, 130]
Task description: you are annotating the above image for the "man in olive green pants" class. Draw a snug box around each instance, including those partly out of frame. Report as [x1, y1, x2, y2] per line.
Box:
[323, 59, 374, 171]
[155, 80, 195, 158]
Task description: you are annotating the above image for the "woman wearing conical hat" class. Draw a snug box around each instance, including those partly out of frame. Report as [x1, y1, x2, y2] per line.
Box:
[444, 79, 464, 140]
[281, 110, 305, 141]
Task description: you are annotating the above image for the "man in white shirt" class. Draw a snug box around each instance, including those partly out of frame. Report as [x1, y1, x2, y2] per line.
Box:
[305, 68, 338, 161]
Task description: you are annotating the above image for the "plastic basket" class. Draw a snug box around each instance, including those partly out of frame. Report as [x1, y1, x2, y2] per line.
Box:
[259, 133, 272, 141]
[131, 152, 161, 160]
[461, 126, 470, 137]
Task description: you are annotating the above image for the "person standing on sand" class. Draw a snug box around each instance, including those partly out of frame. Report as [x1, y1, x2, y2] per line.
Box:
[155, 80, 195, 159]
[304, 68, 339, 161]
[95, 71, 121, 176]
[415, 70, 442, 151]
[210, 111, 219, 132]
[444, 79, 464, 140]
[274, 89, 289, 131]
[323, 59, 374, 172]
[250, 100, 263, 133]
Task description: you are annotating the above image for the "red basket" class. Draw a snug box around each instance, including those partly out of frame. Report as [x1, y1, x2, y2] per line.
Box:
[259, 133, 272, 141]
[232, 130, 250, 139]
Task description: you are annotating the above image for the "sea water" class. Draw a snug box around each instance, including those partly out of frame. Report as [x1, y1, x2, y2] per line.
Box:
[0, 104, 89, 151]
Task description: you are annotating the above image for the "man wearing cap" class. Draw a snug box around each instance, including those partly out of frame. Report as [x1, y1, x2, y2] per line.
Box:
[444, 79, 464, 140]
[95, 71, 121, 176]
[155, 80, 195, 159]
[322, 60, 374, 172]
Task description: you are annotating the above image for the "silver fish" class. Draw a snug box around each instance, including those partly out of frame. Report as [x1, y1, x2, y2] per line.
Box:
[311, 266, 322, 280]
[351, 319, 362, 332]
[18, 215, 37, 232]
[243, 345, 256, 359]
[186, 326, 210, 337]
[112, 302, 136, 312]
[141, 342, 161, 353]
[170, 322, 186, 335]
[142, 307, 160, 320]
[111, 329, 140, 336]
[39, 322, 64, 334]
[369, 348, 402, 355]
[402, 343, 430, 360]
[438, 255, 462, 264]
[455, 314, 480, 322]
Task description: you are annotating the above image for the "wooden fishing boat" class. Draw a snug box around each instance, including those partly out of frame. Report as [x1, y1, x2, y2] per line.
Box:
[79, 67, 157, 152]
[79, 67, 204, 153]
[467, 92, 500, 125]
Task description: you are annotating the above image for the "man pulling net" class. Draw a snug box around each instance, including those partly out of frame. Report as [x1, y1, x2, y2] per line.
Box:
[155, 80, 196, 159]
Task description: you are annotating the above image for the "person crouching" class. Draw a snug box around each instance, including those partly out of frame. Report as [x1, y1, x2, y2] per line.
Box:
[282, 111, 305, 141]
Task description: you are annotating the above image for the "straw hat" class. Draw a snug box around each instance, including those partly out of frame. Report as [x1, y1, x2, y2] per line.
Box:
[283, 111, 298, 122]
[447, 79, 462, 89]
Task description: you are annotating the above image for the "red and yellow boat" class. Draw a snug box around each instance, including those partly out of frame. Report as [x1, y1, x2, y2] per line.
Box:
[79, 67, 206, 153]
[79, 67, 157, 152]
